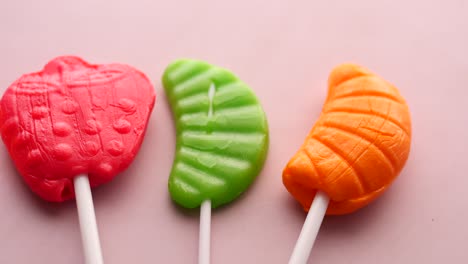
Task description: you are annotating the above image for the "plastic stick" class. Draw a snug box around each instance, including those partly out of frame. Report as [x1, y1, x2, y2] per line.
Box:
[198, 83, 215, 264]
[74, 174, 104, 264]
[288, 191, 330, 264]
[199, 199, 212, 264]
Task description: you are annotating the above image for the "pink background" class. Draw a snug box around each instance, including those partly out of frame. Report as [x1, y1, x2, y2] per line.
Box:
[0, 1, 467, 263]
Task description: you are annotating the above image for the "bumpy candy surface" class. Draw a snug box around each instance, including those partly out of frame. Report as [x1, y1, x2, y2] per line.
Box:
[0, 56, 156, 202]
[283, 64, 411, 215]
[163, 59, 269, 208]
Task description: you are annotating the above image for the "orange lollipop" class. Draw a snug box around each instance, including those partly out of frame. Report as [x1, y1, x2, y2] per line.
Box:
[284, 64, 411, 263]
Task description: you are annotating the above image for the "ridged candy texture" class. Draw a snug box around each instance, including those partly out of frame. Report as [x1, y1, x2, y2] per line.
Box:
[0, 56, 156, 202]
[283, 64, 412, 215]
[163, 59, 269, 208]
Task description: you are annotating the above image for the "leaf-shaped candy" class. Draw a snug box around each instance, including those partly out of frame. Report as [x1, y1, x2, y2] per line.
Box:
[163, 59, 269, 208]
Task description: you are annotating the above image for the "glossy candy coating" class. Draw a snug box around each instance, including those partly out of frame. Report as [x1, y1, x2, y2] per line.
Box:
[163, 59, 269, 208]
[0, 56, 156, 202]
[283, 64, 411, 215]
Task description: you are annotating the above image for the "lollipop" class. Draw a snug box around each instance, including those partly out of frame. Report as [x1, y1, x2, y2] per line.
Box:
[283, 64, 411, 263]
[163, 59, 269, 264]
[0, 56, 156, 263]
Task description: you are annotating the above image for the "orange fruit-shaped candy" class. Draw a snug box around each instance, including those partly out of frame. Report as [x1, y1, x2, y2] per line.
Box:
[283, 64, 412, 215]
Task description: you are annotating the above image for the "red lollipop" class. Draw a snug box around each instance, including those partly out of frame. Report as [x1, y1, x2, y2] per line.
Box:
[0, 56, 155, 263]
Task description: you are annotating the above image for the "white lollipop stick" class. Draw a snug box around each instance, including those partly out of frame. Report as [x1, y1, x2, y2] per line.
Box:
[199, 199, 212, 264]
[198, 84, 216, 264]
[74, 174, 104, 264]
[288, 190, 330, 264]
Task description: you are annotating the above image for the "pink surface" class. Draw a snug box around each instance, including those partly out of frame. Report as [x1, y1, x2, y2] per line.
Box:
[0, 1, 466, 263]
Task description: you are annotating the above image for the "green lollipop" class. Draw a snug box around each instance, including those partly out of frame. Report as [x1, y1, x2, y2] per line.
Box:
[163, 59, 269, 263]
